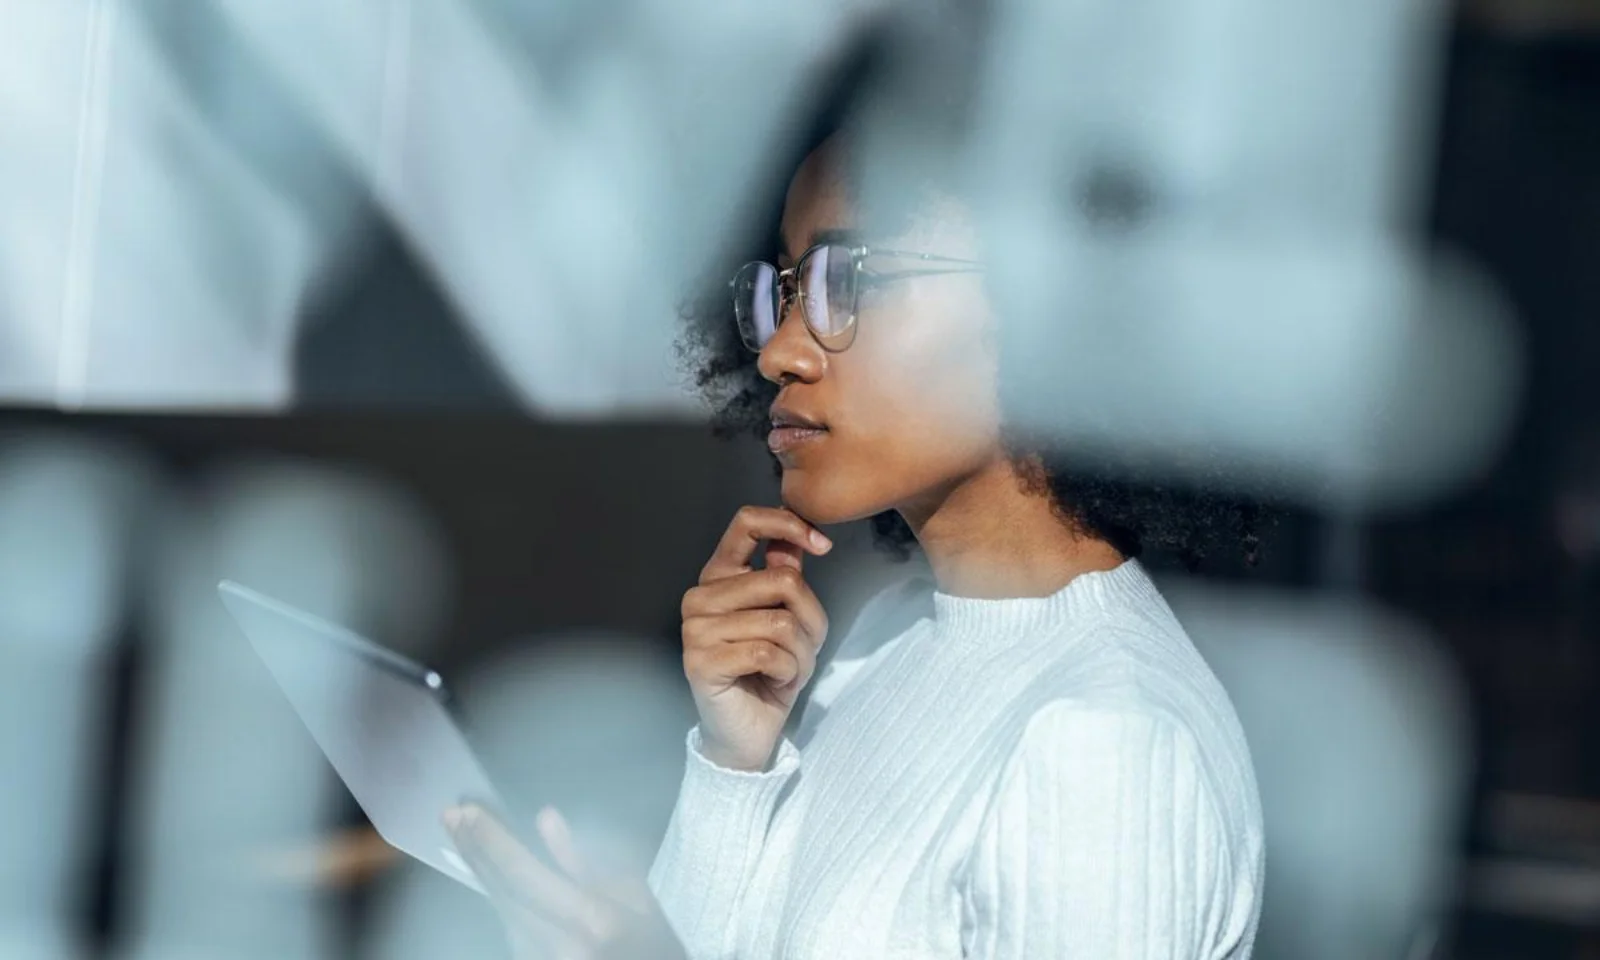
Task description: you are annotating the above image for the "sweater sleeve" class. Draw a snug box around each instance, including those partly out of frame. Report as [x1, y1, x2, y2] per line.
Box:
[647, 724, 800, 959]
[964, 702, 1245, 960]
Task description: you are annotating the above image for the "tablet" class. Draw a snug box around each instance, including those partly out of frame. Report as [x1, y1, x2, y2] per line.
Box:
[218, 580, 503, 893]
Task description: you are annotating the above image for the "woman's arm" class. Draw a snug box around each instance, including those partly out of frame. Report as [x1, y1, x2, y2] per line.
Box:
[646, 727, 801, 959]
[965, 702, 1259, 960]
[648, 506, 833, 957]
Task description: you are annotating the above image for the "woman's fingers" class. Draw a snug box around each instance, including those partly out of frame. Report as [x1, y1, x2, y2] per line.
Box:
[683, 519, 831, 702]
[445, 805, 682, 960]
[764, 538, 805, 572]
[682, 608, 818, 688]
[445, 805, 606, 941]
[537, 806, 587, 885]
[683, 627, 811, 691]
[680, 566, 829, 644]
[700, 506, 831, 583]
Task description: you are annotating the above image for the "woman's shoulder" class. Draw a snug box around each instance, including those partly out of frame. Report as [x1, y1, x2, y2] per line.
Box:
[988, 604, 1261, 814]
[981, 693, 1265, 909]
[982, 682, 1263, 851]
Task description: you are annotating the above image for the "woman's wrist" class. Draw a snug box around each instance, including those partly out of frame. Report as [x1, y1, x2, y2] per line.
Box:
[696, 729, 774, 773]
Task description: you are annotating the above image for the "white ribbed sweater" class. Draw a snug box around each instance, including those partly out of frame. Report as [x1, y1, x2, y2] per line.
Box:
[648, 560, 1264, 959]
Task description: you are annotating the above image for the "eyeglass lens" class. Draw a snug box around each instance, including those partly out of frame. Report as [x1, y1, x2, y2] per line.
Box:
[732, 245, 859, 351]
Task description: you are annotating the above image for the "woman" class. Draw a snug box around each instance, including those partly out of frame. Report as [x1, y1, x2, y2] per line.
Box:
[446, 66, 1266, 960]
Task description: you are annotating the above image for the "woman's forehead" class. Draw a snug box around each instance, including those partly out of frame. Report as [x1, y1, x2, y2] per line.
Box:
[779, 136, 977, 261]
[780, 142, 858, 261]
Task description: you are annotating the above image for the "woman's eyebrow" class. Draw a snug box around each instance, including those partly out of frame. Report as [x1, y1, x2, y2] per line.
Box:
[808, 227, 865, 250]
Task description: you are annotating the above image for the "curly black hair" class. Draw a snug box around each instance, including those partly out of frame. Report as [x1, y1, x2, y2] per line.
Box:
[676, 24, 1268, 573]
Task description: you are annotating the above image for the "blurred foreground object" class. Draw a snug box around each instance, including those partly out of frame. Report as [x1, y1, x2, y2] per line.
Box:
[364, 632, 693, 960]
[253, 826, 397, 890]
[115, 460, 448, 960]
[0, 0, 1523, 499]
[849, 0, 1523, 512]
[0, 0, 887, 414]
[0, 1, 361, 409]
[1166, 579, 1472, 960]
[0, 433, 158, 959]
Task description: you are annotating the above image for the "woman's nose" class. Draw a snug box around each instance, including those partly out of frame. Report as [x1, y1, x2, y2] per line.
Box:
[756, 300, 825, 385]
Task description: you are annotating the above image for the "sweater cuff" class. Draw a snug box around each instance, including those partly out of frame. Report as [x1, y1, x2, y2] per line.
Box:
[648, 726, 800, 954]
[686, 724, 800, 780]
[673, 724, 798, 850]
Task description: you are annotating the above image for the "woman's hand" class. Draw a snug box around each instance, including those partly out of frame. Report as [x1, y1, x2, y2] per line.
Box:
[445, 803, 685, 960]
[679, 506, 832, 772]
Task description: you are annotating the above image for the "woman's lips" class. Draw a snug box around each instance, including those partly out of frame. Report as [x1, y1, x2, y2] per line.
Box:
[768, 425, 828, 455]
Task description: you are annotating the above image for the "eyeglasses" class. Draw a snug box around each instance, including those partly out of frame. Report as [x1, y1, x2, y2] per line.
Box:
[731, 243, 984, 353]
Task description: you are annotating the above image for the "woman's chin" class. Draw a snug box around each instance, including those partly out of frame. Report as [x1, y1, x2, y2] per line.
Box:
[779, 472, 887, 527]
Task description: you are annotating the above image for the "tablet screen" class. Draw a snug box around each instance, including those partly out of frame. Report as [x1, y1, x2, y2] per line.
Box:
[218, 580, 503, 893]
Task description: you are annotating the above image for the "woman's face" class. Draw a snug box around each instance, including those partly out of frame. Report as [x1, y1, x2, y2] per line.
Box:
[759, 137, 1004, 527]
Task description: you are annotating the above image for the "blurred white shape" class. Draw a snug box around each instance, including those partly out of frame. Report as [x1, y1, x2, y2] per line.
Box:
[457, 634, 694, 860]
[879, 0, 1522, 510]
[0, 0, 1522, 465]
[364, 861, 504, 960]
[0, 434, 156, 653]
[1163, 579, 1471, 960]
[363, 632, 693, 960]
[212, 0, 886, 417]
[968, 0, 1447, 231]
[0, 433, 157, 959]
[0, 0, 345, 409]
[116, 461, 449, 960]
[0, 0, 890, 413]
[990, 234, 1520, 511]
[200, 460, 451, 655]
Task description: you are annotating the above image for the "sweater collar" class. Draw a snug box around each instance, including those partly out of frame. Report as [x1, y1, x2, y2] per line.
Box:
[930, 559, 1159, 639]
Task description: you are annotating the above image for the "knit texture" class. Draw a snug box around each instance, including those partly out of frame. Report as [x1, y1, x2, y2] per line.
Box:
[649, 560, 1263, 959]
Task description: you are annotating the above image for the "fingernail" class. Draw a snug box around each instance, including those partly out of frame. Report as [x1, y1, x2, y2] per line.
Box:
[810, 530, 832, 553]
[447, 801, 484, 830]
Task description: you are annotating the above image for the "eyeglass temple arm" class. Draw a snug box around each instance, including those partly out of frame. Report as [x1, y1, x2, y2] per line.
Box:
[858, 247, 985, 267]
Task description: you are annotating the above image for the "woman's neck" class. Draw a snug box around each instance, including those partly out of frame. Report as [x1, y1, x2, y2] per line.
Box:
[902, 457, 1124, 600]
